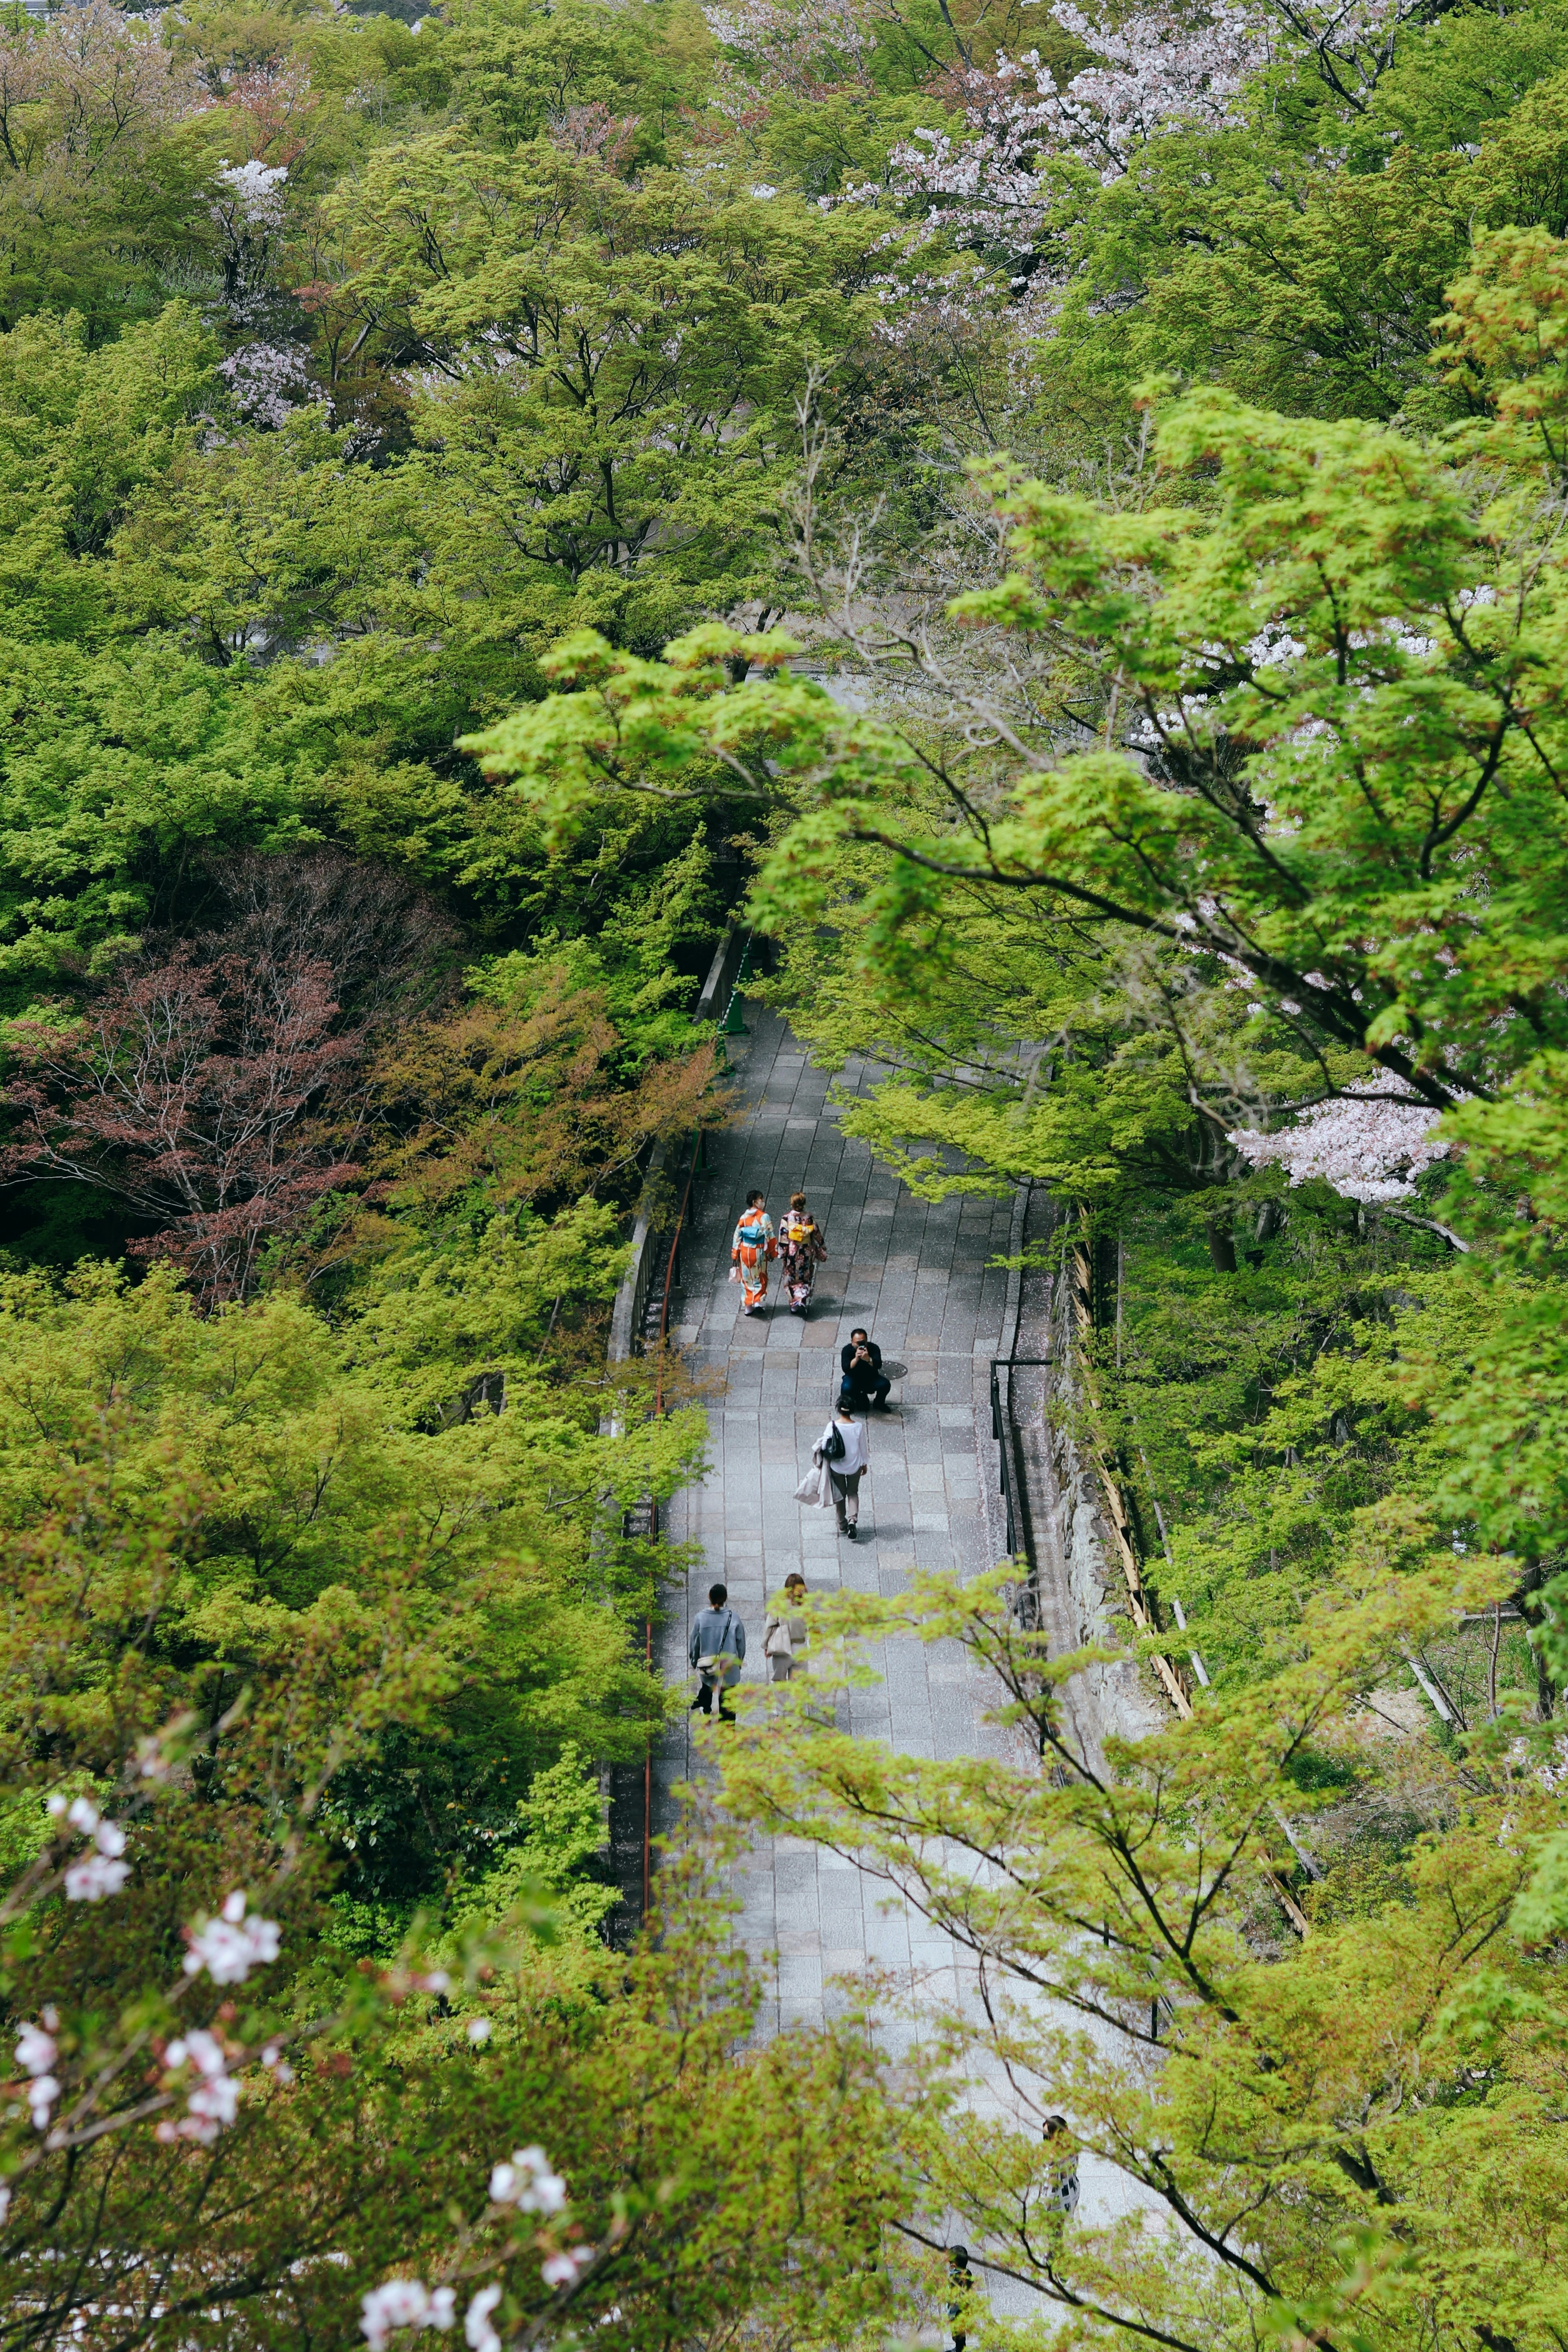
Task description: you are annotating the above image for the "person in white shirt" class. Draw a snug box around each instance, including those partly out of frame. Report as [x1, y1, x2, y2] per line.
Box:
[817, 1401, 869, 1538]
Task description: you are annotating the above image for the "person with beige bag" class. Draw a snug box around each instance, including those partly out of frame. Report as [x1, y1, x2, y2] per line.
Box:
[762, 1573, 809, 1682]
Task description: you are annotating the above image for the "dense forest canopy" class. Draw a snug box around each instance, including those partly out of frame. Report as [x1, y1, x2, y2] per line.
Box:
[0, 0, 1565, 2340]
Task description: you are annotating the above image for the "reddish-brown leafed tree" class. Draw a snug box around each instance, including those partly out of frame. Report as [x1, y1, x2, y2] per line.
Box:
[1, 851, 454, 1302]
[3, 949, 362, 1303]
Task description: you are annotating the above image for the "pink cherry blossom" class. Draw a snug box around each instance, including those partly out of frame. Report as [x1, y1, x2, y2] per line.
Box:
[24, 2079, 57, 2132]
[14, 2021, 55, 2078]
[219, 340, 314, 430]
[489, 2147, 566, 2213]
[541, 2247, 594, 2290]
[259, 2041, 297, 2085]
[743, 0, 1441, 330]
[183, 1891, 281, 1984]
[360, 2279, 456, 2348]
[464, 2285, 503, 2352]
[703, 0, 875, 105]
[50, 1795, 131, 1898]
[158, 2029, 241, 2146]
[212, 158, 287, 230]
[1229, 1085, 1450, 1202]
[64, 1851, 130, 1902]
[16, 2011, 60, 2131]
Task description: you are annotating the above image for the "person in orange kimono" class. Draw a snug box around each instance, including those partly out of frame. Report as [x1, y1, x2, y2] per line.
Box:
[730, 1190, 775, 1315]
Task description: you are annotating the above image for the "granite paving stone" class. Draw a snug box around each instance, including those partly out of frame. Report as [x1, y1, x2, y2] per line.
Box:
[653, 1004, 1013, 2039]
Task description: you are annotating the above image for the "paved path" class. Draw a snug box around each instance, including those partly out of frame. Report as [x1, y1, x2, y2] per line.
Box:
[654, 1006, 1016, 2038]
[650, 1004, 1159, 2269]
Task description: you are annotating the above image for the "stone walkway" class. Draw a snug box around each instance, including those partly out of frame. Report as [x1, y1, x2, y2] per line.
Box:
[648, 1003, 1161, 2272]
[653, 1006, 1016, 2038]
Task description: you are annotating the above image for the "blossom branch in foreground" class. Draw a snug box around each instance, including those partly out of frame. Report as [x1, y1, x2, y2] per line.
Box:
[359, 2142, 598, 2350]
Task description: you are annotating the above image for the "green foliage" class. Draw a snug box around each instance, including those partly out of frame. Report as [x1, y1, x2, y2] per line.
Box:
[7, 0, 1568, 2330]
[327, 137, 879, 569]
[1096, 1216, 1559, 1684]
[0, 1452, 904, 2343]
[0, 634, 307, 990]
[0, 303, 218, 644]
[714, 1553, 1568, 2352]
[1033, 3, 1568, 431]
[450, 1744, 619, 1944]
[0, 10, 216, 336]
[0, 1258, 702, 1910]
[478, 236, 1568, 1719]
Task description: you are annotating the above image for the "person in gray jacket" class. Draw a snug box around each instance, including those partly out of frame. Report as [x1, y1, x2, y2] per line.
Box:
[688, 1581, 746, 1720]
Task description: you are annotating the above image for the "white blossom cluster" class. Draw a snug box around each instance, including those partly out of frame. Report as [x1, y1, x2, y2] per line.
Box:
[48, 1792, 130, 1903]
[870, 0, 1271, 273]
[358, 2146, 593, 2349]
[1230, 1085, 1449, 1202]
[2, 1803, 287, 2173]
[356, 2277, 512, 2352]
[219, 340, 313, 428]
[156, 2029, 238, 2147]
[540, 2247, 594, 2288]
[464, 2284, 503, 2352]
[866, 258, 1018, 349]
[14, 2008, 61, 2134]
[1044, 0, 1269, 179]
[183, 1889, 282, 1985]
[212, 158, 287, 229]
[361, 2278, 457, 2348]
[709, 0, 1433, 247]
[703, 0, 875, 101]
[489, 2147, 566, 2213]
[155, 2025, 292, 2147]
[209, 159, 290, 326]
[814, 0, 1427, 301]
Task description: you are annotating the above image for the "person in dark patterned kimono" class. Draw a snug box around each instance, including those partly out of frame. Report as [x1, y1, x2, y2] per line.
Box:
[777, 1192, 827, 1316]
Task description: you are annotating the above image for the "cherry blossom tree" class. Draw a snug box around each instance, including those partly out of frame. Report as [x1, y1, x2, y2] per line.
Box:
[219, 336, 315, 428]
[704, 0, 877, 105]
[0, 1527, 899, 2346]
[709, 0, 1432, 287]
[1229, 1084, 1451, 1202]
[210, 157, 290, 326]
[882, 0, 1269, 270]
[0, 1, 207, 186]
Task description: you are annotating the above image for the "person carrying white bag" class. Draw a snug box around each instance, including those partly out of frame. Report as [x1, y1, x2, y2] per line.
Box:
[794, 1401, 869, 1538]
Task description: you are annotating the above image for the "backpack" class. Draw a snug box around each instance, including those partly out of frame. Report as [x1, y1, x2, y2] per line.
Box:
[823, 1422, 846, 1462]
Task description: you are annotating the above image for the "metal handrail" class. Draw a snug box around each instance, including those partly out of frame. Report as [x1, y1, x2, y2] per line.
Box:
[642, 1132, 701, 1918]
[989, 1356, 1051, 1558]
